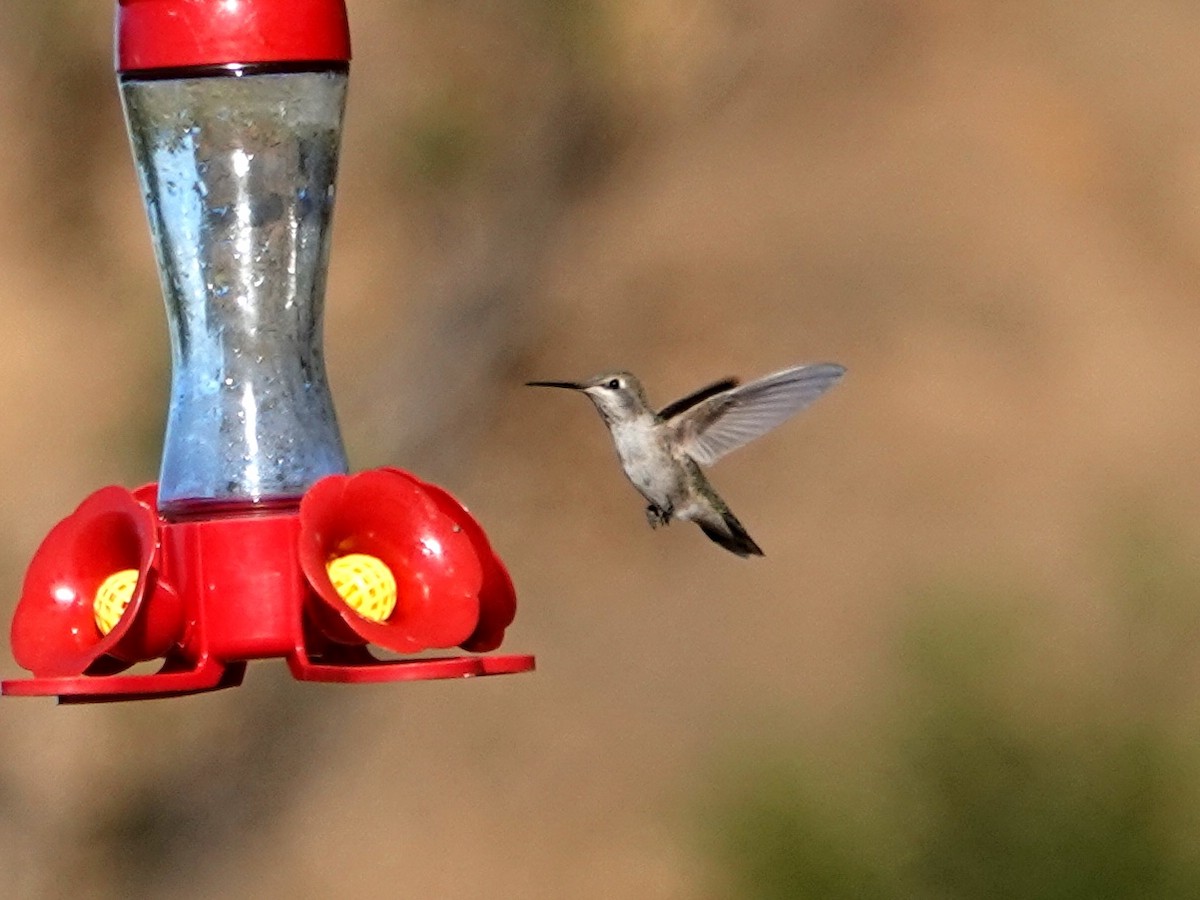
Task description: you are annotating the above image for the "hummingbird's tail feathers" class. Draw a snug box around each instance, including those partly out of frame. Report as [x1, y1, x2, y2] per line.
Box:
[699, 510, 764, 558]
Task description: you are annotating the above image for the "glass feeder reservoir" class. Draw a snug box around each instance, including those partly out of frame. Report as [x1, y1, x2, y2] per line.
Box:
[121, 65, 349, 516]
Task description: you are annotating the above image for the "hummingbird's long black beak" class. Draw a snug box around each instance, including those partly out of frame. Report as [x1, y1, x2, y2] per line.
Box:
[525, 380, 584, 390]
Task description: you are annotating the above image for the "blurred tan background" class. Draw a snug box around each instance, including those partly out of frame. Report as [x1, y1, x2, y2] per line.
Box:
[4, 1, 1200, 897]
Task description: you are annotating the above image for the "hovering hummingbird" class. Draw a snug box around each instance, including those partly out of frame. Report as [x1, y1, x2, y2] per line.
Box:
[526, 363, 845, 557]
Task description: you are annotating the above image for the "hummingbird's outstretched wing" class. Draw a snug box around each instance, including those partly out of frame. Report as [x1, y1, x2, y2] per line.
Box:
[668, 363, 845, 467]
[658, 377, 739, 420]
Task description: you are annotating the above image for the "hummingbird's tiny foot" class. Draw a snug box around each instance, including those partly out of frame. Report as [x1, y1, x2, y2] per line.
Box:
[645, 503, 672, 528]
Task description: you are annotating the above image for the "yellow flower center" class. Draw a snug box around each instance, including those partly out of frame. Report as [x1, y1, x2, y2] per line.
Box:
[326, 553, 397, 623]
[94, 568, 139, 636]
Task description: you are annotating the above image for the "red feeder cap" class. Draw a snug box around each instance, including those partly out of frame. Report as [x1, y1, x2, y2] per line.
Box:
[117, 0, 351, 72]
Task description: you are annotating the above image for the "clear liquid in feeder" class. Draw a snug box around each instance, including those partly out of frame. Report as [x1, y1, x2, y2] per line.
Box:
[121, 68, 349, 517]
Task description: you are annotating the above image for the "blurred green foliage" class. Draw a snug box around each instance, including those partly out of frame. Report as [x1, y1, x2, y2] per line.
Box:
[702, 523, 1200, 899]
[519, 0, 608, 66]
[402, 99, 483, 189]
[703, 761, 895, 900]
[375, 0, 621, 202]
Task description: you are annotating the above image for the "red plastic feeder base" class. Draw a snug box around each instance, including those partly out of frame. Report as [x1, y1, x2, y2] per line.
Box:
[4, 474, 534, 704]
[288, 650, 536, 685]
[2, 657, 244, 704]
[2, 653, 535, 704]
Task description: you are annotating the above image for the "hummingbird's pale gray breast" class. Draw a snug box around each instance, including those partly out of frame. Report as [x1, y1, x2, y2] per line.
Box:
[526, 362, 845, 557]
[608, 415, 686, 512]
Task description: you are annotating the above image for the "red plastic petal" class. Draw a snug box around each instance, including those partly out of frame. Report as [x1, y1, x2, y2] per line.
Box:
[411, 477, 517, 653]
[299, 470, 484, 652]
[131, 483, 160, 511]
[10, 486, 179, 678]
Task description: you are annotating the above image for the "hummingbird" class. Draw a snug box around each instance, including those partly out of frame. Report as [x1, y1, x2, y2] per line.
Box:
[526, 362, 845, 557]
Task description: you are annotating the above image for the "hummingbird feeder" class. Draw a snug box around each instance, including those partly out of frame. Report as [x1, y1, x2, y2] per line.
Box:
[3, 0, 534, 703]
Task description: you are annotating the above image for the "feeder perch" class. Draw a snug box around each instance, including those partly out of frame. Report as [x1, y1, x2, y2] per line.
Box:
[3, 0, 534, 702]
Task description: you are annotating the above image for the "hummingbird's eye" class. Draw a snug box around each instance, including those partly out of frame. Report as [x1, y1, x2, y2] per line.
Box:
[607, 378, 621, 390]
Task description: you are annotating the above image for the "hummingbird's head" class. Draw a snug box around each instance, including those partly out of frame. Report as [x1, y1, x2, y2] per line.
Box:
[526, 371, 651, 423]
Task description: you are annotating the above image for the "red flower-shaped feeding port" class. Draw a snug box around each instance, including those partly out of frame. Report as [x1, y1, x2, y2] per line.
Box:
[4, 468, 532, 701]
[9, 485, 183, 679]
[298, 468, 517, 655]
